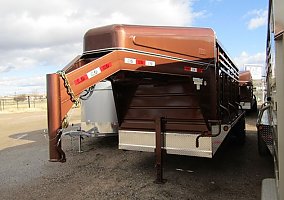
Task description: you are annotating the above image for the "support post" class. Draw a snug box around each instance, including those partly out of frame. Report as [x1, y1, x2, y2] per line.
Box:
[78, 136, 83, 153]
[28, 96, 31, 108]
[47, 74, 66, 162]
[154, 117, 166, 184]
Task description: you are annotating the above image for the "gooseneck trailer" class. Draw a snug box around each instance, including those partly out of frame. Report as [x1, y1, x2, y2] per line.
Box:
[239, 70, 257, 112]
[47, 25, 245, 180]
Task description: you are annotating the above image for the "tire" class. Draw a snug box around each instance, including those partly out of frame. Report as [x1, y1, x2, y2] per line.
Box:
[257, 131, 270, 156]
[252, 99, 258, 113]
[231, 117, 246, 145]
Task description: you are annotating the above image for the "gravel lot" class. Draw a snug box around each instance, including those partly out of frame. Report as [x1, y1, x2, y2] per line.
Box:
[0, 109, 274, 200]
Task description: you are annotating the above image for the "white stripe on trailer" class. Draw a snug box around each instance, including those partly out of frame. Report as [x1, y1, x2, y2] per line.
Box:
[190, 67, 198, 72]
[87, 67, 102, 79]
[145, 60, 155, 66]
[124, 58, 136, 65]
[124, 57, 156, 66]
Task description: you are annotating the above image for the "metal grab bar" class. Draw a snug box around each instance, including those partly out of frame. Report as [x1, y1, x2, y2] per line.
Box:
[195, 120, 222, 148]
[235, 102, 243, 111]
[260, 101, 270, 109]
[256, 102, 271, 126]
[229, 102, 238, 112]
[220, 104, 231, 121]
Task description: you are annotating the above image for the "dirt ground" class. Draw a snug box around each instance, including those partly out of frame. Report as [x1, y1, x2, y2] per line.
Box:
[0, 109, 274, 200]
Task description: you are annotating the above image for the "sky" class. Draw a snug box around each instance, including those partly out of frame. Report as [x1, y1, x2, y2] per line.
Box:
[0, 0, 268, 96]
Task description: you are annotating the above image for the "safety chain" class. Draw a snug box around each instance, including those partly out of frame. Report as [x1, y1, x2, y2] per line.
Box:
[57, 70, 80, 107]
[62, 115, 69, 129]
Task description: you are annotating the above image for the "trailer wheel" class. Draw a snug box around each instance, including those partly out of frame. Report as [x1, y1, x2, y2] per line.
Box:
[231, 117, 246, 145]
[252, 97, 258, 113]
[257, 131, 270, 156]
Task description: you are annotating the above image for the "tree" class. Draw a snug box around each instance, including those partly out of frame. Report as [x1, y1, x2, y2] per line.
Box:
[14, 94, 26, 102]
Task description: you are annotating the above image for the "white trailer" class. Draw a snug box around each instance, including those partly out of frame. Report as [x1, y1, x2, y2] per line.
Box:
[257, 0, 284, 199]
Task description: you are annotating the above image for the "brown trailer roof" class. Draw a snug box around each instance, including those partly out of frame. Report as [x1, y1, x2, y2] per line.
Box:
[239, 71, 252, 86]
[84, 24, 216, 62]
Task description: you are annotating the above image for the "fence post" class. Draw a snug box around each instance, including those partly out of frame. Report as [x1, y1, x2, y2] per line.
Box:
[28, 96, 31, 108]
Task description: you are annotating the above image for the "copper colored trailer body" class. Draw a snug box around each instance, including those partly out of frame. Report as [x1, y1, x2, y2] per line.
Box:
[239, 71, 257, 111]
[47, 24, 245, 162]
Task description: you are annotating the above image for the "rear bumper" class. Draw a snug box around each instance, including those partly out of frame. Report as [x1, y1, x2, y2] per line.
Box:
[119, 124, 232, 158]
[240, 101, 252, 110]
